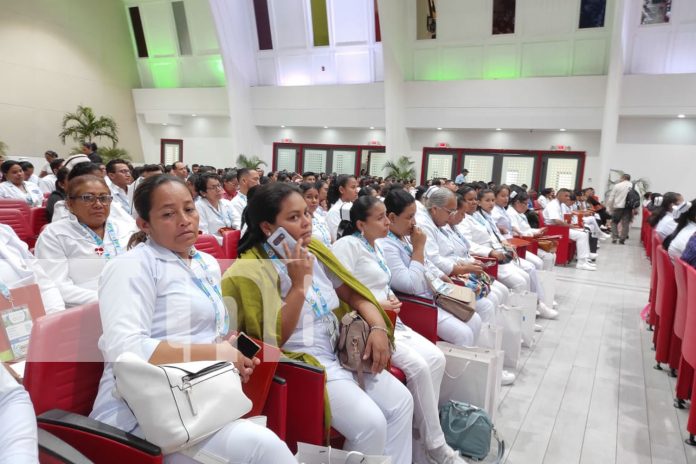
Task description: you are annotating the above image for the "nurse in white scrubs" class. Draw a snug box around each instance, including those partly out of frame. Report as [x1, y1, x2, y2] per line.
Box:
[0, 160, 42, 207]
[326, 174, 359, 241]
[194, 173, 235, 244]
[0, 224, 64, 314]
[91, 175, 295, 463]
[0, 363, 37, 464]
[507, 191, 556, 271]
[35, 175, 136, 307]
[300, 182, 332, 247]
[647, 192, 682, 239]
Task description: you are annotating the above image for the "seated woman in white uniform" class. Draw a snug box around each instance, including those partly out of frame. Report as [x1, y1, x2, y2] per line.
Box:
[35, 175, 136, 307]
[222, 183, 413, 464]
[464, 189, 557, 319]
[507, 191, 556, 271]
[647, 192, 682, 239]
[379, 187, 488, 343]
[332, 195, 464, 464]
[665, 201, 696, 262]
[194, 173, 235, 244]
[0, 160, 43, 207]
[300, 182, 332, 247]
[0, 224, 64, 314]
[90, 175, 295, 463]
[0, 363, 37, 464]
[571, 190, 609, 241]
[543, 188, 596, 271]
[325, 174, 359, 241]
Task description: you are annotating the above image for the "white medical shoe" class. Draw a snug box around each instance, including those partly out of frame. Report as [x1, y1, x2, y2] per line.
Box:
[534, 323, 543, 332]
[553, 300, 559, 308]
[538, 301, 559, 319]
[426, 444, 471, 464]
[501, 370, 516, 386]
[589, 252, 598, 260]
[577, 261, 597, 271]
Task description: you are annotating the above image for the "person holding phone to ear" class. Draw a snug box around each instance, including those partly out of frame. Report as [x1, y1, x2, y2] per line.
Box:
[222, 183, 414, 464]
[91, 175, 295, 463]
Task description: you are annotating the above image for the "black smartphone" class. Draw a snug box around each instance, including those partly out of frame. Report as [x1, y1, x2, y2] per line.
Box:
[234, 332, 261, 359]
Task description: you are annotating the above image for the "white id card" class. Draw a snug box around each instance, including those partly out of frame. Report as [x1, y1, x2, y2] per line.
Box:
[1, 305, 32, 361]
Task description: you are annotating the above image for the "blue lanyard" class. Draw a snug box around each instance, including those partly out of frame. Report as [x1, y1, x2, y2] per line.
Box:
[80, 222, 123, 259]
[174, 248, 228, 339]
[205, 199, 233, 228]
[116, 191, 131, 214]
[0, 280, 13, 306]
[312, 216, 331, 246]
[448, 226, 471, 257]
[387, 231, 413, 256]
[474, 211, 504, 244]
[262, 243, 331, 318]
[353, 233, 392, 283]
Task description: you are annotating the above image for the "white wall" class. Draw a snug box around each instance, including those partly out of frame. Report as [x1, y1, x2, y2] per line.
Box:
[0, 0, 143, 160]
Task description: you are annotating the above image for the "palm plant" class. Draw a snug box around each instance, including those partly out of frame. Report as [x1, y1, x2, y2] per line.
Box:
[59, 105, 119, 148]
[236, 154, 267, 169]
[0, 140, 8, 159]
[97, 147, 131, 162]
[605, 168, 650, 199]
[382, 156, 416, 181]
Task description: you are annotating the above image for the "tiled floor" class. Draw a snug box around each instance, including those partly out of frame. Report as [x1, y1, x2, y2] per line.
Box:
[487, 238, 696, 464]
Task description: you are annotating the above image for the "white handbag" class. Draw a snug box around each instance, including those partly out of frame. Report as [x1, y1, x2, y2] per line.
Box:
[437, 342, 503, 422]
[508, 291, 538, 348]
[113, 352, 252, 454]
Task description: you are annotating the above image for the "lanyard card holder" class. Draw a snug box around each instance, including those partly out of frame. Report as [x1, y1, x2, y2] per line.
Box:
[0, 284, 46, 362]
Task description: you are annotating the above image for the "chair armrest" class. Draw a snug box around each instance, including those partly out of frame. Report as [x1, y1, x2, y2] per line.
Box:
[38, 428, 93, 464]
[38, 410, 162, 463]
[476, 257, 499, 279]
[263, 375, 287, 441]
[395, 293, 439, 343]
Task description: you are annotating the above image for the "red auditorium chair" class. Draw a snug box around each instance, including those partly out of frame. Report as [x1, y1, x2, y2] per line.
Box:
[647, 232, 663, 331]
[0, 198, 32, 216]
[31, 206, 49, 237]
[654, 247, 677, 375]
[394, 293, 438, 343]
[0, 207, 35, 248]
[683, 265, 696, 445]
[38, 428, 93, 464]
[221, 229, 241, 259]
[23, 303, 288, 463]
[194, 233, 232, 272]
[674, 258, 691, 408]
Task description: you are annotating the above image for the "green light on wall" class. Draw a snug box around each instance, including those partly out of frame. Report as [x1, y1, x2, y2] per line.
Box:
[483, 64, 519, 80]
[210, 57, 226, 86]
[149, 60, 180, 88]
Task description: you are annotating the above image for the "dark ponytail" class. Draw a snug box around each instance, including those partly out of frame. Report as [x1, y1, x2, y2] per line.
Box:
[128, 175, 189, 249]
[647, 192, 680, 227]
[384, 188, 415, 216]
[327, 174, 355, 207]
[663, 200, 696, 250]
[238, 183, 301, 254]
[337, 195, 381, 239]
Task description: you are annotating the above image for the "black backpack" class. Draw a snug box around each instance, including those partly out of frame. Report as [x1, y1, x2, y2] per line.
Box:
[625, 188, 640, 209]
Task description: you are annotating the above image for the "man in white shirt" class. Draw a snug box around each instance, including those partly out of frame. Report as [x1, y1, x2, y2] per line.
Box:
[38, 158, 64, 194]
[39, 150, 59, 178]
[170, 161, 188, 179]
[229, 167, 260, 229]
[105, 159, 133, 215]
[606, 173, 635, 244]
[543, 188, 596, 271]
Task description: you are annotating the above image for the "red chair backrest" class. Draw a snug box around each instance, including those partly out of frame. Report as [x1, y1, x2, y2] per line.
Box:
[0, 207, 33, 244]
[683, 265, 696, 366]
[650, 232, 663, 301]
[194, 234, 225, 259]
[222, 229, 241, 259]
[24, 303, 104, 416]
[31, 206, 49, 237]
[0, 198, 31, 215]
[655, 246, 676, 318]
[537, 209, 546, 227]
[674, 258, 688, 340]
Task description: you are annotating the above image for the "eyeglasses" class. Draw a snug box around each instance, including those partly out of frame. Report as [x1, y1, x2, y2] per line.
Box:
[69, 194, 113, 205]
[114, 169, 131, 175]
[437, 205, 458, 216]
[206, 184, 224, 191]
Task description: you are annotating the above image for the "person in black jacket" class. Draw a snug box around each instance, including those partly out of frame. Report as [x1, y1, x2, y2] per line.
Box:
[82, 142, 102, 164]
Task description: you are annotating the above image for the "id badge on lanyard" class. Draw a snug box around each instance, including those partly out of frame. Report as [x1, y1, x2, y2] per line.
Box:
[0, 282, 32, 361]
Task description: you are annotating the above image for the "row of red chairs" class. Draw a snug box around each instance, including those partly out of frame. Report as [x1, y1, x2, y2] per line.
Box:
[0, 199, 48, 248]
[643, 220, 696, 445]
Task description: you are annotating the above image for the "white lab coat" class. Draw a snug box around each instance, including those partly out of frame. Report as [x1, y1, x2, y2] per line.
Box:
[51, 200, 136, 233]
[326, 199, 352, 242]
[507, 206, 556, 270]
[543, 199, 590, 262]
[0, 181, 43, 207]
[491, 205, 513, 239]
[90, 239, 295, 463]
[228, 192, 247, 230]
[196, 198, 235, 244]
[109, 183, 131, 215]
[0, 365, 37, 464]
[0, 224, 64, 314]
[34, 216, 137, 307]
[312, 213, 332, 247]
[655, 215, 678, 240]
[38, 174, 56, 194]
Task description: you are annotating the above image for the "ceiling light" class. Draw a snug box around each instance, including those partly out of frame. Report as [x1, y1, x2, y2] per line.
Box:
[191, 114, 197, 117]
[161, 123, 168, 126]
[678, 114, 686, 118]
[437, 127, 443, 131]
[369, 126, 375, 130]
[281, 125, 286, 128]
[495, 128, 502, 131]
[323, 126, 328, 129]
[559, 128, 566, 132]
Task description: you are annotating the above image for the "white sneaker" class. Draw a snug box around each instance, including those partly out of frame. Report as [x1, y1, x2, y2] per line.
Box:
[553, 300, 559, 308]
[601, 232, 611, 240]
[589, 252, 598, 260]
[538, 301, 559, 319]
[426, 444, 470, 464]
[534, 323, 543, 332]
[501, 370, 516, 386]
[577, 262, 597, 271]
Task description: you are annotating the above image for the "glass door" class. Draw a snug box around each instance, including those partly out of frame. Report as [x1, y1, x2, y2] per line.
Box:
[275, 147, 298, 172]
[541, 157, 580, 191]
[368, 151, 389, 177]
[500, 155, 535, 187]
[425, 153, 455, 181]
[331, 149, 358, 175]
[303, 149, 327, 174]
[462, 155, 495, 183]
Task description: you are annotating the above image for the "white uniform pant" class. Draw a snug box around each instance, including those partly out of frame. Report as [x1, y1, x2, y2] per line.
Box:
[569, 228, 590, 261]
[391, 327, 447, 455]
[487, 280, 509, 307]
[437, 308, 482, 346]
[535, 250, 556, 270]
[167, 419, 295, 464]
[518, 258, 545, 302]
[0, 388, 37, 464]
[583, 216, 602, 238]
[327, 369, 413, 464]
[497, 262, 530, 292]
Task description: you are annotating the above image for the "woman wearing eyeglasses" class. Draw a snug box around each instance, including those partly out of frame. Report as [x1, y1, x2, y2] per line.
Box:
[35, 175, 137, 307]
[194, 173, 235, 244]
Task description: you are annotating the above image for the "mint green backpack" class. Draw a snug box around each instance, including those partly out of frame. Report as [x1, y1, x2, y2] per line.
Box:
[439, 400, 504, 462]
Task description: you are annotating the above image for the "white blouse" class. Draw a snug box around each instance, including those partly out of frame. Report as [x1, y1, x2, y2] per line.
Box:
[312, 214, 332, 248]
[379, 234, 443, 298]
[0, 365, 37, 463]
[229, 192, 247, 230]
[0, 224, 64, 314]
[491, 205, 513, 239]
[668, 222, 696, 262]
[655, 215, 678, 240]
[0, 181, 42, 207]
[90, 239, 224, 433]
[543, 199, 564, 224]
[507, 206, 538, 237]
[38, 175, 56, 194]
[196, 198, 235, 244]
[326, 199, 352, 242]
[332, 235, 390, 302]
[34, 217, 137, 307]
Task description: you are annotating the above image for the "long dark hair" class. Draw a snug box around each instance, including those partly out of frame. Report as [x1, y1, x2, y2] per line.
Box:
[384, 188, 415, 216]
[647, 192, 680, 227]
[664, 200, 696, 250]
[327, 174, 355, 207]
[128, 175, 189, 249]
[238, 182, 301, 254]
[337, 195, 381, 239]
[476, 188, 494, 213]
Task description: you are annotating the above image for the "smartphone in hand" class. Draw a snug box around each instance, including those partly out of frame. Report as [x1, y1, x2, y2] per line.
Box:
[233, 332, 262, 359]
[267, 226, 298, 259]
